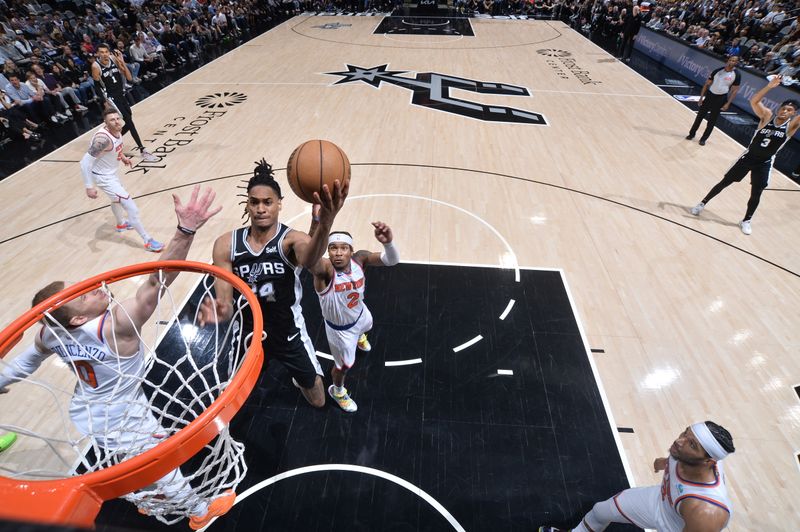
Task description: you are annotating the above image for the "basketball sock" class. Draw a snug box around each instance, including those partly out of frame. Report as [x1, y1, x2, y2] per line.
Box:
[110, 203, 126, 225]
[120, 197, 151, 242]
[333, 385, 345, 395]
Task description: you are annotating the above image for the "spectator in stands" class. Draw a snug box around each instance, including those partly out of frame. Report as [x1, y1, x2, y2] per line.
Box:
[4, 73, 61, 125]
[32, 64, 87, 115]
[129, 33, 159, 80]
[25, 70, 71, 121]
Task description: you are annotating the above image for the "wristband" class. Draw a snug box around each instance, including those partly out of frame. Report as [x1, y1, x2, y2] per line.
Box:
[177, 225, 196, 236]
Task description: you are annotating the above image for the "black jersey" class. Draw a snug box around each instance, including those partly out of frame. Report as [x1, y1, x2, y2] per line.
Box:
[95, 58, 124, 97]
[746, 117, 791, 163]
[230, 224, 305, 342]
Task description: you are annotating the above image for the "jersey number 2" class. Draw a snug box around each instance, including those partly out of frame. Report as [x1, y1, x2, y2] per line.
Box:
[346, 293, 360, 309]
[73, 361, 98, 388]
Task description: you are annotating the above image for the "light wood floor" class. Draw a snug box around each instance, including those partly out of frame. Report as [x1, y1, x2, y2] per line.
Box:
[1, 17, 799, 529]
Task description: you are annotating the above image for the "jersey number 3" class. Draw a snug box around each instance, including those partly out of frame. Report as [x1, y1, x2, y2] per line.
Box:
[760, 137, 771, 148]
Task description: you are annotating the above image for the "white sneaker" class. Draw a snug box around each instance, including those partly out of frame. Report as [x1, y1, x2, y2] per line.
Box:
[739, 220, 752, 235]
[64, 109, 72, 117]
[691, 202, 705, 216]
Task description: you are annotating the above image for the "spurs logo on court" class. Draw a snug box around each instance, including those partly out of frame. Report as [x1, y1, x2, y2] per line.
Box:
[195, 91, 248, 109]
[537, 49, 572, 57]
[326, 64, 547, 125]
[312, 22, 352, 29]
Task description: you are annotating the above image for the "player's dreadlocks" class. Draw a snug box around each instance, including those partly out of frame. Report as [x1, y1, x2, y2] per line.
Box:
[239, 158, 284, 222]
[247, 159, 282, 197]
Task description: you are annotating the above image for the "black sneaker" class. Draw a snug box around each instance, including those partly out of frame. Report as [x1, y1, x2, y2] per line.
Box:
[699, 139, 706, 146]
[685, 134, 694, 140]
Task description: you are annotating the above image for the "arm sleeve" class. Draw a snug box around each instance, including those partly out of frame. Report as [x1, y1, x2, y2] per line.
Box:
[0, 343, 52, 390]
[380, 241, 400, 266]
[80, 152, 97, 188]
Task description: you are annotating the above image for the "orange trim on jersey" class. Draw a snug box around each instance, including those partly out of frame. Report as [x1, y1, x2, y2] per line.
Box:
[318, 276, 335, 296]
[675, 494, 730, 514]
[676, 465, 720, 487]
[97, 311, 109, 343]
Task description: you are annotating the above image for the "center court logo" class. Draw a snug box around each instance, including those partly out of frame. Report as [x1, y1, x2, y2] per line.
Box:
[125, 92, 247, 175]
[326, 64, 547, 125]
[537, 49, 572, 57]
[312, 22, 352, 30]
[195, 91, 248, 109]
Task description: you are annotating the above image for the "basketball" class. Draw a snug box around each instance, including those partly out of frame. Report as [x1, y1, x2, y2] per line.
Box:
[286, 139, 351, 203]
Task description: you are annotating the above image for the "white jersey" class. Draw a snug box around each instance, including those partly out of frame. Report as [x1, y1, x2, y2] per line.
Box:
[317, 259, 367, 328]
[658, 455, 732, 529]
[91, 126, 124, 176]
[40, 311, 147, 442]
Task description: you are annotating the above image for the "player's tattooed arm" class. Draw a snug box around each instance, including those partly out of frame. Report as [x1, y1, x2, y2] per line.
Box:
[88, 134, 111, 157]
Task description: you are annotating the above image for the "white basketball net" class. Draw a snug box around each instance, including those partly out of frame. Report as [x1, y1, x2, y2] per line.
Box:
[0, 270, 256, 525]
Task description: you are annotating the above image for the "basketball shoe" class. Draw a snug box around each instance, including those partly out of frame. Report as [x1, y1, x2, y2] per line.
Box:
[357, 333, 371, 352]
[140, 149, 159, 163]
[0, 432, 17, 452]
[328, 385, 357, 413]
[740, 220, 752, 235]
[691, 202, 705, 216]
[189, 489, 237, 530]
[115, 221, 133, 232]
[145, 238, 164, 252]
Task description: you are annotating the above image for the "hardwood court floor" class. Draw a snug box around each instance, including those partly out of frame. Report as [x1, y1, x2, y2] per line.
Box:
[0, 16, 798, 530]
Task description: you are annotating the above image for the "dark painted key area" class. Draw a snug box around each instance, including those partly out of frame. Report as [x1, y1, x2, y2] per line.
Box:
[87, 263, 638, 531]
[373, 16, 475, 36]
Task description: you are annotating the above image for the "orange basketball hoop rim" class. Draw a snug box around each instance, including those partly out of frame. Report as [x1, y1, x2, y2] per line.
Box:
[0, 260, 263, 528]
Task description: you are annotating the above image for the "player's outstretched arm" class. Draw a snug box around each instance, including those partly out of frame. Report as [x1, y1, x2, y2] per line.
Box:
[0, 337, 53, 393]
[293, 178, 349, 270]
[197, 234, 235, 326]
[750, 76, 781, 123]
[116, 186, 221, 333]
[678, 497, 729, 532]
[354, 221, 399, 268]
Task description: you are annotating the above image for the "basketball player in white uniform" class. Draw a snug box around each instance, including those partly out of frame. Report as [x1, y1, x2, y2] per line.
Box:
[310, 218, 399, 412]
[0, 187, 233, 530]
[539, 421, 734, 532]
[80, 108, 163, 252]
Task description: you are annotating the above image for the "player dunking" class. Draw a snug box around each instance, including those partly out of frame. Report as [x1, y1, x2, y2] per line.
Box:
[80, 108, 163, 252]
[309, 211, 399, 412]
[200, 160, 348, 408]
[91, 44, 158, 162]
[0, 187, 234, 530]
[539, 421, 735, 532]
[691, 75, 800, 235]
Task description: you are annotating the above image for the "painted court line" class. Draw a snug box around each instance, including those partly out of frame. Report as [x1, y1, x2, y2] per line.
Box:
[499, 299, 516, 320]
[385, 358, 423, 366]
[453, 334, 483, 352]
[497, 369, 514, 375]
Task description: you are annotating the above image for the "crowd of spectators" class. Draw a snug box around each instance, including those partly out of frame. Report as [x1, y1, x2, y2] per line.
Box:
[560, 0, 800, 76]
[0, 0, 286, 149]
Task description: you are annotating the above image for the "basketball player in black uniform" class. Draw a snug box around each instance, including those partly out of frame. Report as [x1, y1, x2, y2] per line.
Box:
[91, 44, 158, 162]
[200, 160, 349, 408]
[691, 75, 800, 235]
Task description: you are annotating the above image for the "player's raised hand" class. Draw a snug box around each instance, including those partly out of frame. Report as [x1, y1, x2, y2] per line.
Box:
[767, 75, 783, 88]
[173, 185, 222, 231]
[371, 221, 393, 244]
[312, 178, 349, 226]
[653, 457, 668, 473]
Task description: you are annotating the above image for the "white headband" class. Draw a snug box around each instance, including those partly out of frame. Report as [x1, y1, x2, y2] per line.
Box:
[690, 422, 729, 461]
[328, 233, 353, 247]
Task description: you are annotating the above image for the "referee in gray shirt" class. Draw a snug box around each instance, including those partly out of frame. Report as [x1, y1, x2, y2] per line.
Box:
[686, 55, 741, 145]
